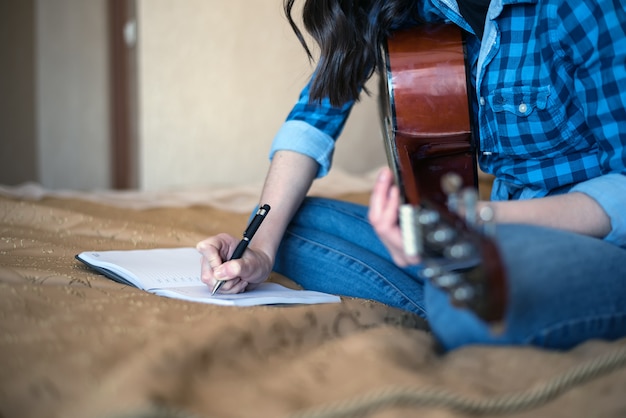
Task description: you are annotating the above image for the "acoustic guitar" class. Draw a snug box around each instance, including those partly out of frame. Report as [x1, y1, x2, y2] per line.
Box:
[379, 24, 507, 322]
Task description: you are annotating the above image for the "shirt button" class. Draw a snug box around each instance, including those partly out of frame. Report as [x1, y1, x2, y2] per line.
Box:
[518, 103, 528, 113]
[479, 97, 486, 106]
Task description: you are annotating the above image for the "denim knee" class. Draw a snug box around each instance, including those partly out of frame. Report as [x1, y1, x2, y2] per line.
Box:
[425, 283, 509, 351]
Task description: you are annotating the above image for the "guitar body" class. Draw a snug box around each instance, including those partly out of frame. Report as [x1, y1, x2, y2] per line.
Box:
[380, 24, 507, 322]
[380, 24, 476, 205]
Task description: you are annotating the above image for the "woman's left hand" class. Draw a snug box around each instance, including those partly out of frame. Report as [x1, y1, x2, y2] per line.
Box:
[368, 167, 421, 267]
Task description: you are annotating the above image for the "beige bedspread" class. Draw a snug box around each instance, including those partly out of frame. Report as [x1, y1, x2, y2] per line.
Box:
[1, 191, 626, 418]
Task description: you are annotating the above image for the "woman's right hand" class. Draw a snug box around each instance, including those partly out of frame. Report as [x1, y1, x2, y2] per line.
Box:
[197, 150, 320, 294]
[196, 233, 273, 294]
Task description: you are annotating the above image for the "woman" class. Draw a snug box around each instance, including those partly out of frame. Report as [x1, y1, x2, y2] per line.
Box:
[197, 0, 626, 351]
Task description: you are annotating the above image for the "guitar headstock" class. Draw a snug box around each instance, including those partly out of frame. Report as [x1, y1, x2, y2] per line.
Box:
[400, 173, 507, 323]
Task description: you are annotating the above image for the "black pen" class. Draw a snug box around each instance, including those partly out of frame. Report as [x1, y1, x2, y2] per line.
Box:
[211, 204, 271, 295]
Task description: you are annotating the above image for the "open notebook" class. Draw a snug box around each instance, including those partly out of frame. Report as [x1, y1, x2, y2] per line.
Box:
[76, 247, 341, 306]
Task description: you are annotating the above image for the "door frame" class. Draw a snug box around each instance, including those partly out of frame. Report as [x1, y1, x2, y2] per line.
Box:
[108, 0, 138, 189]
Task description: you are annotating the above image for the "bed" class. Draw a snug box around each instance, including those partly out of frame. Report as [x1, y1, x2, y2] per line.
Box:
[1, 172, 625, 418]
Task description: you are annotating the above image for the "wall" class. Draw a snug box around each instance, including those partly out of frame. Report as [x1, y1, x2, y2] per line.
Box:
[1, 1, 385, 191]
[36, 0, 111, 190]
[136, 0, 385, 191]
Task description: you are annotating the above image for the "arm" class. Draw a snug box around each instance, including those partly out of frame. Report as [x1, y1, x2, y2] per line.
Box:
[368, 169, 616, 268]
[482, 192, 611, 238]
[197, 150, 318, 293]
[197, 76, 356, 293]
[250, 150, 319, 268]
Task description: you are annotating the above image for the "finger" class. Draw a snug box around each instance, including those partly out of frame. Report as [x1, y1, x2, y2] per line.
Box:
[199, 253, 212, 285]
[212, 276, 250, 295]
[214, 259, 242, 281]
[226, 279, 249, 294]
[370, 173, 400, 234]
[381, 183, 400, 226]
[368, 172, 421, 266]
[211, 277, 240, 294]
[197, 247, 223, 286]
[369, 168, 394, 222]
[196, 234, 232, 268]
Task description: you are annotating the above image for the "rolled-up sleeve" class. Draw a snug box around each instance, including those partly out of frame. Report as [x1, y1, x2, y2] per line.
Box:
[269, 81, 355, 178]
[570, 173, 626, 247]
[269, 120, 336, 177]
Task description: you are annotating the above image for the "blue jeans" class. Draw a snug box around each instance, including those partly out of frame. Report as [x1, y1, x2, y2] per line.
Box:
[274, 197, 626, 351]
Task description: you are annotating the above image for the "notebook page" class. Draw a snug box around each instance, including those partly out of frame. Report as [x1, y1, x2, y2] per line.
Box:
[153, 283, 341, 306]
[77, 247, 204, 290]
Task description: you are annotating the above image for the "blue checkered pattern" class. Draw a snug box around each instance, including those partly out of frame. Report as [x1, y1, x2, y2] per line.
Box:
[474, 0, 626, 198]
[284, 83, 354, 141]
[270, 0, 626, 244]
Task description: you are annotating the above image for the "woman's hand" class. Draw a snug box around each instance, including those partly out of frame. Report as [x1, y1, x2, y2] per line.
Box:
[195, 150, 320, 295]
[368, 167, 421, 267]
[196, 234, 273, 294]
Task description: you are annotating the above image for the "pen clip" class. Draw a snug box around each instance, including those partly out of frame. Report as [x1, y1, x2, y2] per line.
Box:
[244, 204, 271, 239]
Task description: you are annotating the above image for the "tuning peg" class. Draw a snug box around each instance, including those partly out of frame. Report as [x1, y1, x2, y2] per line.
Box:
[421, 265, 480, 310]
[451, 284, 476, 305]
[417, 208, 440, 226]
[479, 205, 496, 237]
[426, 225, 456, 247]
[441, 172, 463, 212]
[432, 272, 462, 290]
[441, 172, 463, 194]
[420, 265, 444, 280]
[421, 265, 461, 289]
[461, 188, 478, 226]
[443, 241, 476, 260]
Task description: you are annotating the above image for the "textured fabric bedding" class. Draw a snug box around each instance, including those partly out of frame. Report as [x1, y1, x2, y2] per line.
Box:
[1, 190, 625, 418]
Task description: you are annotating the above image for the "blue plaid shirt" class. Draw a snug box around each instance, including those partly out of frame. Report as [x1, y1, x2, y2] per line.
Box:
[270, 0, 626, 246]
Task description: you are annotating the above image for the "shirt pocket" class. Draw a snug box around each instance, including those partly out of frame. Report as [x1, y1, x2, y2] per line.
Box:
[488, 85, 575, 159]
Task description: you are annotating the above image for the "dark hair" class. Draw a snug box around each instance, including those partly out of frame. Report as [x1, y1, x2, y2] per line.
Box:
[284, 0, 420, 107]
